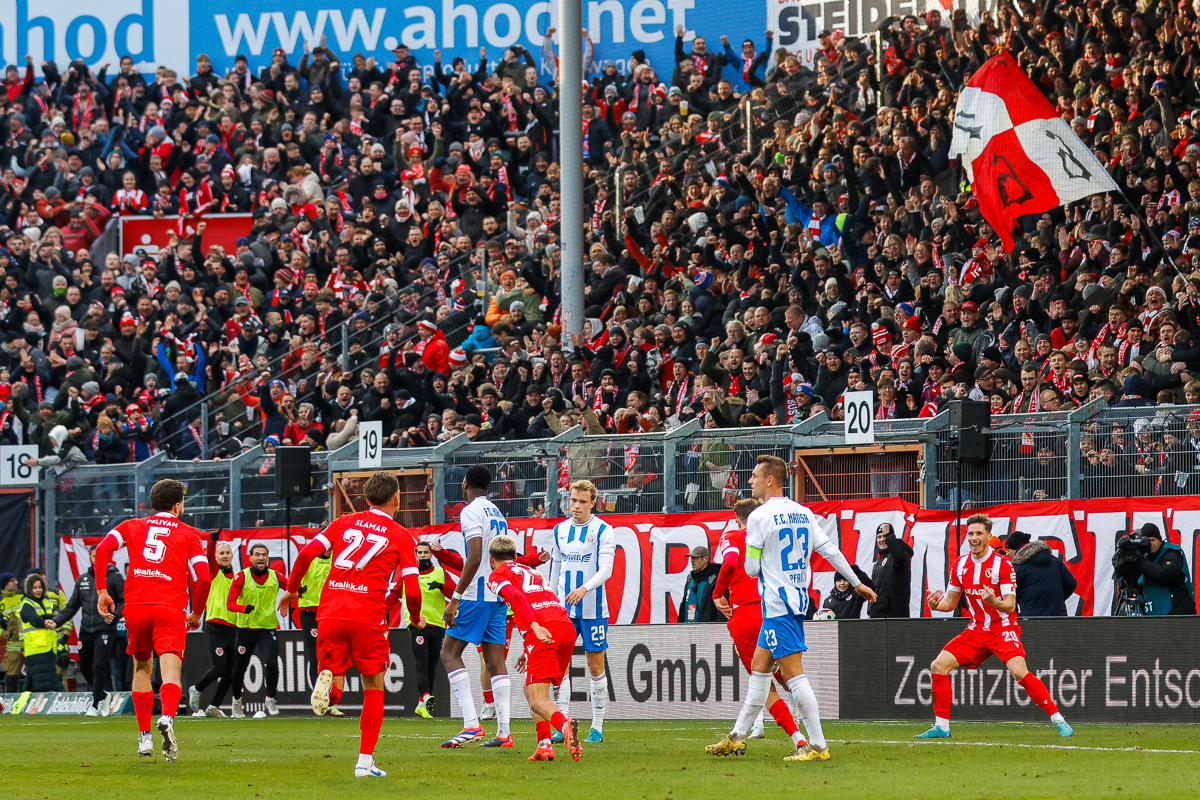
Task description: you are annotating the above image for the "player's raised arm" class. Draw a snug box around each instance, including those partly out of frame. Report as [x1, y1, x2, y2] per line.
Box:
[280, 530, 332, 614]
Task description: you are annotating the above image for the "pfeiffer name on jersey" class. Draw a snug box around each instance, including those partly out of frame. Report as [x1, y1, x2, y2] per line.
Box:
[893, 655, 1200, 710]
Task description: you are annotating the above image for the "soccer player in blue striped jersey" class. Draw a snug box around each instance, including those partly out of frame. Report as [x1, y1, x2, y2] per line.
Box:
[439, 465, 514, 749]
[706, 455, 876, 762]
[547, 480, 615, 744]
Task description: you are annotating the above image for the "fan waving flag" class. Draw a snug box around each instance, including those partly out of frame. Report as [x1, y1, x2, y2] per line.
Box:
[950, 50, 1116, 251]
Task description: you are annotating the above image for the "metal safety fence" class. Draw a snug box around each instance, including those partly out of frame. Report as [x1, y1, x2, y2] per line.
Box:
[40, 399, 1200, 584]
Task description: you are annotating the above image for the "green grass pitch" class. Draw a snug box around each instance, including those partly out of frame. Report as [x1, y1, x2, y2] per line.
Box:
[4, 717, 1197, 799]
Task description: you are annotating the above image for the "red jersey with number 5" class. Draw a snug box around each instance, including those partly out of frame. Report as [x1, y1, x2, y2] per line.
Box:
[103, 512, 206, 610]
[948, 552, 1018, 631]
[487, 561, 571, 630]
[312, 507, 418, 629]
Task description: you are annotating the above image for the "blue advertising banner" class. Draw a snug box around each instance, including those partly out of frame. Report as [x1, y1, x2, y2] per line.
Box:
[0, 0, 980, 87]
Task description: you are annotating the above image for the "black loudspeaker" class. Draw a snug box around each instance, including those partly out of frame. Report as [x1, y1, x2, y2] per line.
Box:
[276, 446, 312, 498]
[949, 400, 990, 461]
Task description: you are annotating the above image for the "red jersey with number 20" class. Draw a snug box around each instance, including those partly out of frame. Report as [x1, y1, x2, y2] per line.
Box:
[312, 508, 419, 629]
[948, 552, 1018, 631]
[487, 561, 571, 633]
[715, 528, 762, 611]
[103, 512, 206, 610]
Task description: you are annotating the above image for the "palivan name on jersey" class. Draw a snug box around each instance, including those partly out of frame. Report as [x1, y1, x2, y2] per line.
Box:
[327, 579, 368, 594]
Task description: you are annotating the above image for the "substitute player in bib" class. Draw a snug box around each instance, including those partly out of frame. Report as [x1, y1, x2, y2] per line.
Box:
[548, 479, 615, 744]
[188, 535, 237, 717]
[277, 471, 425, 778]
[227, 543, 287, 718]
[439, 465, 515, 749]
[707, 456, 875, 762]
[487, 535, 582, 762]
[916, 514, 1073, 739]
[713, 499, 806, 748]
[94, 479, 211, 762]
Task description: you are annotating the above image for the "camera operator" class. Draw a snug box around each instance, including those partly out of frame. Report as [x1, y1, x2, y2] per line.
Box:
[1133, 524, 1195, 616]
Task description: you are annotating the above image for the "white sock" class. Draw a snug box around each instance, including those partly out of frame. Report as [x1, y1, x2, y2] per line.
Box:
[558, 673, 570, 718]
[1051, 712, 1065, 724]
[787, 674, 826, 750]
[356, 753, 373, 769]
[448, 668, 479, 729]
[732, 671, 771, 737]
[935, 716, 950, 731]
[753, 709, 765, 729]
[492, 674, 512, 737]
[590, 674, 606, 733]
[792, 731, 805, 746]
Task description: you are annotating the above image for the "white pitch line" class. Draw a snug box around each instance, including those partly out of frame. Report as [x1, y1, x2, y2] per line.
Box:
[831, 739, 1200, 755]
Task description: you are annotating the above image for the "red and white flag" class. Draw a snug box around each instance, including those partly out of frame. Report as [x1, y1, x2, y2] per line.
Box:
[950, 51, 1116, 251]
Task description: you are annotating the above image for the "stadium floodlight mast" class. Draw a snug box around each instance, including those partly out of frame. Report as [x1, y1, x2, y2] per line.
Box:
[558, 0, 585, 354]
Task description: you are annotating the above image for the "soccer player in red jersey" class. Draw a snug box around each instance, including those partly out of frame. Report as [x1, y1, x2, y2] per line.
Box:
[917, 514, 1073, 739]
[94, 479, 211, 762]
[485, 535, 581, 763]
[713, 499, 806, 749]
[278, 472, 424, 778]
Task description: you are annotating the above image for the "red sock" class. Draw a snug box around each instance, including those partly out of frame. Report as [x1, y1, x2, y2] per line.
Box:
[159, 683, 181, 719]
[535, 720, 552, 741]
[768, 698, 800, 738]
[359, 690, 384, 755]
[329, 684, 343, 707]
[550, 711, 569, 734]
[1019, 673, 1059, 717]
[483, 690, 494, 704]
[132, 691, 154, 732]
[932, 673, 951, 721]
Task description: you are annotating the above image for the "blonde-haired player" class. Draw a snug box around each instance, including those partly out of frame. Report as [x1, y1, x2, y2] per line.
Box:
[547, 480, 615, 744]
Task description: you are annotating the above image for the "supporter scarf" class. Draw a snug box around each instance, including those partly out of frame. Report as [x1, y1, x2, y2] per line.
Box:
[741, 48, 756, 83]
[349, 118, 363, 138]
[1117, 338, 1143, 364]
[1089, 321, 1127, 360]
[115, 188, 147, 214]
[5, 123, 24, 147]
[73, 93, 96, 131]
[875, 400, 896, 420]
[693, 53, 708, 75]
[19, 374, 42, 403]
[592, 195, 607, 231]
[625, 443, 640, 472]
[581, 118, 592, 159]
[501, 94, 518, 133]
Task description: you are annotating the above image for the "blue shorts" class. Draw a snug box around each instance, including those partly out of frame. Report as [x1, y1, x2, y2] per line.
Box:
[571, 617, 608, 652]
[758, 614, 806, 658]
[448, 599, 508, 646]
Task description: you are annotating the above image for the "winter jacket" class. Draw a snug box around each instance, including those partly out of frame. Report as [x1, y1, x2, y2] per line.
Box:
[822, 586, 865, 619]
[676, 561, 721, 623]
[53, 564, 124, 633]
[1138, 542, 1195, 616]
[1012, 541, 1076, 617]
[867, 531, 913, 618]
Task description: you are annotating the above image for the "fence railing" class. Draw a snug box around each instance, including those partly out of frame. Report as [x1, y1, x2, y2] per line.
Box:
[43, 399, 1200, 582]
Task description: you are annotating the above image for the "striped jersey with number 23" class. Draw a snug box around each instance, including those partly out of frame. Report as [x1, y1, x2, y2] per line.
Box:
[458, 496, 508, 601]
[744, 495, 827, 618]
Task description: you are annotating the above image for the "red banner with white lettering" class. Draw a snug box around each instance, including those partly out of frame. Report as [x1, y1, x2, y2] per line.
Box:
[119, 213, 254, 257]
[58, 498, 1200, 623]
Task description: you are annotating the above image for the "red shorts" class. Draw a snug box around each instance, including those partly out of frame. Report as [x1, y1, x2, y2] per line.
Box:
[943, 625, 1026, 670]
[124, 604, 187, 661]
[476, 616, 516, 657]
[522, 619, 576, 687]
[727, 604, 763, 672]
[317, 618, 391, 677]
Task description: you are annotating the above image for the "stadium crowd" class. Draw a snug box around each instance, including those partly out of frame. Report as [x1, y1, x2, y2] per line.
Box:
[5, 3, 1200, 487]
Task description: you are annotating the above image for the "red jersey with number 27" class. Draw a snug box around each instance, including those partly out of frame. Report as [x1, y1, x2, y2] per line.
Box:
[103, 513, 206, 610]
[312, 508, 419, 629]
[715, 528, 762, 611]
[948, 552, 1018, 631]
[487, 561, 571, 633]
